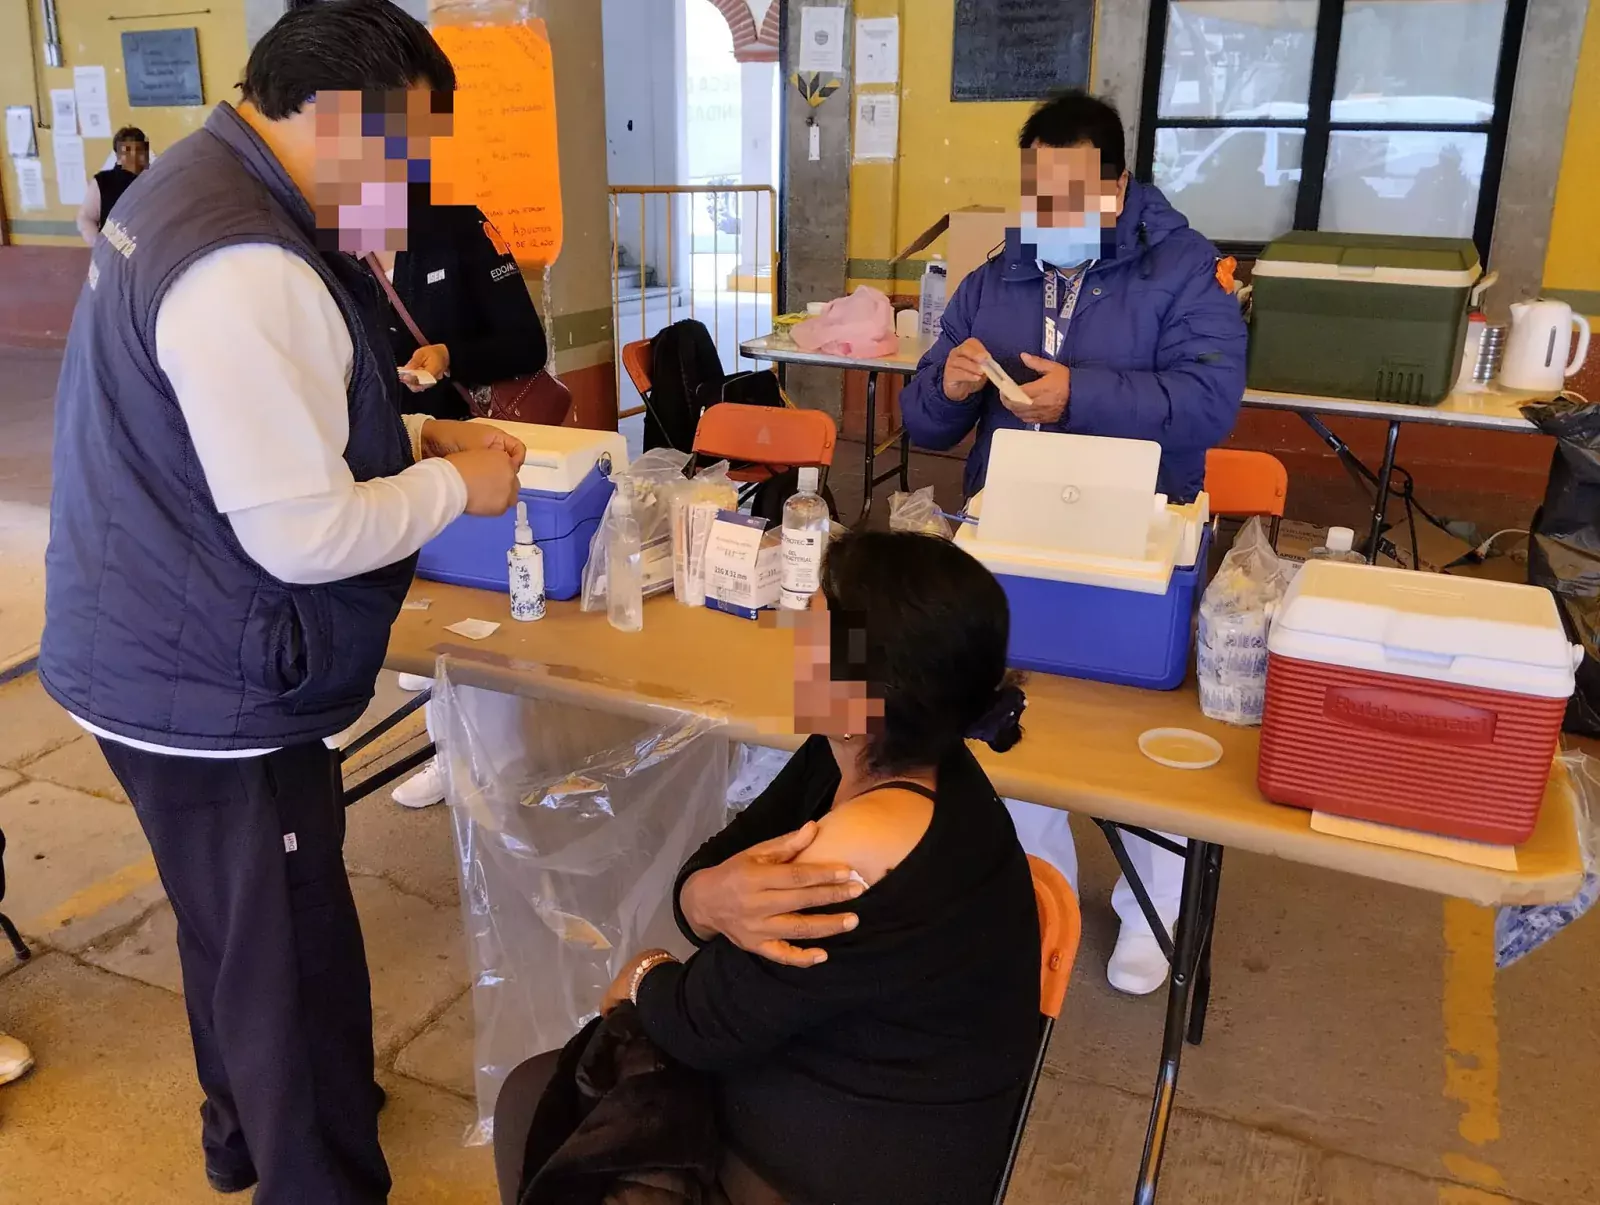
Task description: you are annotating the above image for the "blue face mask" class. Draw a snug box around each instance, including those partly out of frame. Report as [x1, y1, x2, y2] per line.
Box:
[1019, 212, 1104, 268]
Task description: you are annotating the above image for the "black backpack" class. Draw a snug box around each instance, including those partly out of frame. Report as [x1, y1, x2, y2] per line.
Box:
[645, 321, 784, 453]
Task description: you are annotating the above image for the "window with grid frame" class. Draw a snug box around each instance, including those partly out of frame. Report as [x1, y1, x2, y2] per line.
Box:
[1134, 0, 1527, 261]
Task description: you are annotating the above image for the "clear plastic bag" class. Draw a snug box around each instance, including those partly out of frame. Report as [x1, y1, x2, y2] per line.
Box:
[670, 461, 739, 606]
[1197, 517, 1294, 726]
[581, 448, 692, 613]
[432, 657, 732, 1142]
[1495, 750, 1599, 968]
[888, 486, 953, 539]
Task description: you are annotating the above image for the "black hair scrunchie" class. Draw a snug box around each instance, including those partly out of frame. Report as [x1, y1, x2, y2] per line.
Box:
[966, 682, 1027, 753]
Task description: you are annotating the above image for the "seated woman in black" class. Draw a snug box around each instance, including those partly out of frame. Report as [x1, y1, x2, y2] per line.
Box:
[498, 531, 1042, 1205]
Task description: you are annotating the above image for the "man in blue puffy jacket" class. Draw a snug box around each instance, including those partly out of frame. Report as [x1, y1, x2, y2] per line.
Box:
[901, 92, 1246, 996]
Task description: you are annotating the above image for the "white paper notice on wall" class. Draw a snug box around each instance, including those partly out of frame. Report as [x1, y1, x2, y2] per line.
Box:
[15, 158, 46, 210]
[855, 17, 899, 85]
[5, 107, 35, 158]
[853, 93, 899, 162]
[798, 6, 846, 74]
[74, 67, 113, 140]
[50, 89, 78, 136]
[53, 132, 87, 206]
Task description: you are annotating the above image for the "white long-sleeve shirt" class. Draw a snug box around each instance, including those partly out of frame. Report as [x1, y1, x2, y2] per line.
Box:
[71, 242, 467, 758]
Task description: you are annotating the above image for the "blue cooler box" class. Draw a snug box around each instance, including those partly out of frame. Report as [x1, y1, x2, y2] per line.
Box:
[956, 511, 1208, 690]
[417, 422, 627, 601]
[994, 529, 1210, 690]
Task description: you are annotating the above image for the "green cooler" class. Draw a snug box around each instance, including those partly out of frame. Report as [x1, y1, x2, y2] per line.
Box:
[1247, 232, 1481, 405]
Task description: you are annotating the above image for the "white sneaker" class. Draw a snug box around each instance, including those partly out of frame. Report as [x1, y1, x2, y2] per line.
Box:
[0, 1033, 34, 1085]
[1107, 923, 1173, 996]
[396, 673, 434, 693]
[392, 759, 446, 809]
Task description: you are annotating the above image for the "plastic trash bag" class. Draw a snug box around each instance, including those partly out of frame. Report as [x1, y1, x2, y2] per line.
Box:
[727, 743, 793, 813]
[581, 448, 692, 613]
[888, 486, 953, 539]
[1197, 517, 1294, 726]
[1522, 395, 1600, 736]
[790, 286, 898, 359]
[432, 657, 732, 1142]
[1496, 750, 1599, 968]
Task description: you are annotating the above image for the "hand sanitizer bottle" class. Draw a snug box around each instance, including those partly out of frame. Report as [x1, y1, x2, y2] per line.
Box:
[508, 501, 545, 621]
[780, 467, 828, 610]
[607, 490, 645, 632]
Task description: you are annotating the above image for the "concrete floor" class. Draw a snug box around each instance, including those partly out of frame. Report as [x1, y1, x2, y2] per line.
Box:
[3, 348, 1600, 1203]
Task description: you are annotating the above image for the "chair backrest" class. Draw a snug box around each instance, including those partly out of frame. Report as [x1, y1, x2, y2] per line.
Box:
[693, 403, 837, 469]
[1204, 449, 1288, 520]
[621, 339, 653, 397]
[1028, 855, 1081, 1020]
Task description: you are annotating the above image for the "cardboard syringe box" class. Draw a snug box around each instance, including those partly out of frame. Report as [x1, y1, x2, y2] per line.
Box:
[893, 206, 1014, 298]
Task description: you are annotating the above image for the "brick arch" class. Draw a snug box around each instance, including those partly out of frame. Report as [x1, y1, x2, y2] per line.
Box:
[703, 0, 779, 64]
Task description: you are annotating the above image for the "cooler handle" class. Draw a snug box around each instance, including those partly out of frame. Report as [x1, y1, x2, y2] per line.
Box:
[1380, 645, 1456, 669]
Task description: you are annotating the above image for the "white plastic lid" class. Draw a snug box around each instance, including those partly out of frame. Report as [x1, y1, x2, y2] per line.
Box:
[798, 466, 820, 493]
[1326, 526, 1355, 553]
[513, 500, 532, 545]
[1268, 559, 1581, 698]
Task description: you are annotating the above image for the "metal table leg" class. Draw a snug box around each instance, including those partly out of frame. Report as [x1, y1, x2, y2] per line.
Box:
[857, 370, 880, 526]
[1364, 420, 1402, 564]
[1132, 838, 1225, 1205]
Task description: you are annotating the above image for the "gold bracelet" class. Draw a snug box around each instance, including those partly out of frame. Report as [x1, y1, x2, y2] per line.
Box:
[628, 952, 678, 1005]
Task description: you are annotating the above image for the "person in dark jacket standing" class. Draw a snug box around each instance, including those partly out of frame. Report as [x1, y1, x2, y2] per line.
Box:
[74, 125, 151, 243]
[900, 92, 1247, 1000]
[40, 4, 523, 1202]
[373, 195, 548, 420]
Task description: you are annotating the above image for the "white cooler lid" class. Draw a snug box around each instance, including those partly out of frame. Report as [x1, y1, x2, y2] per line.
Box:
[954, 490, 1185, 595]
[469, 419, 629, 494]
[1268, 560, 1580, 698]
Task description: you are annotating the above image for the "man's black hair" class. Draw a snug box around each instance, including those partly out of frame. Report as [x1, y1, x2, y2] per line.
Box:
[112, 126, 148, 151]
[241, 0, 457, 121]
[1017, 91, 1127, 179]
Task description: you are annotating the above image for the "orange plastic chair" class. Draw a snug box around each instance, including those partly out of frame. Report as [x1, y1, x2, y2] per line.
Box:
[993, 855, 1082, 1203]
[692, 402, 837, 488]
[1204, 448, 1288, 544]
[621, 339, 653, 398]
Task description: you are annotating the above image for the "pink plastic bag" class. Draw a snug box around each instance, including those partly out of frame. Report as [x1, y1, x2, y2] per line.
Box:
[790, 286, 899, 359]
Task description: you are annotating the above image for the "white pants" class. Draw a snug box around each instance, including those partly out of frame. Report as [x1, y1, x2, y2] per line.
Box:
[1003, 799, 1186, 938]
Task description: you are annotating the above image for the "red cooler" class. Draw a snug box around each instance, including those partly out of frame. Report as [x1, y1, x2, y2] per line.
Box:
[1258, 561, 1580, 845]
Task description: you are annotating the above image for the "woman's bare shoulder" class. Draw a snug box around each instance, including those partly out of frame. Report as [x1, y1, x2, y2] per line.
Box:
[793, 788, 935, 886]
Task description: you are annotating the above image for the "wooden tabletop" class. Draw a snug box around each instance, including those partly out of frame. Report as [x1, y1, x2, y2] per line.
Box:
[1242, 383, 1551, 431]
[388, 582, 1586, 906]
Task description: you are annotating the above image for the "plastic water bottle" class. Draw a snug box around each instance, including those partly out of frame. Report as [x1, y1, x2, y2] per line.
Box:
[918, 257, 948, 336]
[1307, 526, 1367, 565]
[507, 501, 545, 622]
[606, 491, 645, 632]
[780, 467, 828, 611]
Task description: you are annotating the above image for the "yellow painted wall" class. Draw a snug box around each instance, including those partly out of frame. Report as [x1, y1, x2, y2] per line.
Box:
[0, 0, 247, 245]
[1543, 1, 1600, 315]
[847, 0, 1034, 292]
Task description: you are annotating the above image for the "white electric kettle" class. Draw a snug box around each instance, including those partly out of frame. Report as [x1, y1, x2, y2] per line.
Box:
[1499, 299, 1591, 392]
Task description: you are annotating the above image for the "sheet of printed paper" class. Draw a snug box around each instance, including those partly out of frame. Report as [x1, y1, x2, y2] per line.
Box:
[855, 17, 899, 85]
[5, 107, 35, 158]
[73, 66, 112, 139]
[431, 20, 564, 268]
[53, 131, 87, 206]
[853, 93, 899, 162]
[15, 157, 46, 210]
[798, 6, 846, 73]
[49, 89, 77, 136]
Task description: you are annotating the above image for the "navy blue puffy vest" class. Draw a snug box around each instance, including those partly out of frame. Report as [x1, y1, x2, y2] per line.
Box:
[41, 104, 415, 751]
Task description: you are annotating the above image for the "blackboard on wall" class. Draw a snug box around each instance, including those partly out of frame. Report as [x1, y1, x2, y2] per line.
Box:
[122, 28, 204, 108]
[951, 0, 1094, 103]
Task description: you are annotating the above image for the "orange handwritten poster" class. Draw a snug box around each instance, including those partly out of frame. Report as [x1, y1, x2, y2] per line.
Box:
[432, 19, 564, 269]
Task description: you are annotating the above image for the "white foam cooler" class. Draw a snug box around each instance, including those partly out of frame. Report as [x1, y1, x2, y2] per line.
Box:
[1258, 560, 1582, 845]
[417, 420, 627, 601]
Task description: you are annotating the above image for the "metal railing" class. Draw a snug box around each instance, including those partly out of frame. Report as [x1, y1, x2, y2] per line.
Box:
[608, 184, 779, 420]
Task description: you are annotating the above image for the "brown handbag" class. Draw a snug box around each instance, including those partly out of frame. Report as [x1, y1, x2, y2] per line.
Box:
[366, 253, 573, 427]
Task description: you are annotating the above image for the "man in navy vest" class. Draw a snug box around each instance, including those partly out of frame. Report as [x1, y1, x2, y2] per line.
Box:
[41, 3, 524, 1199]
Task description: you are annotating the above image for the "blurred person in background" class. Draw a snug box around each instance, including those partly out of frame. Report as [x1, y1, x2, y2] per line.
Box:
[76, 126, 152, 244]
